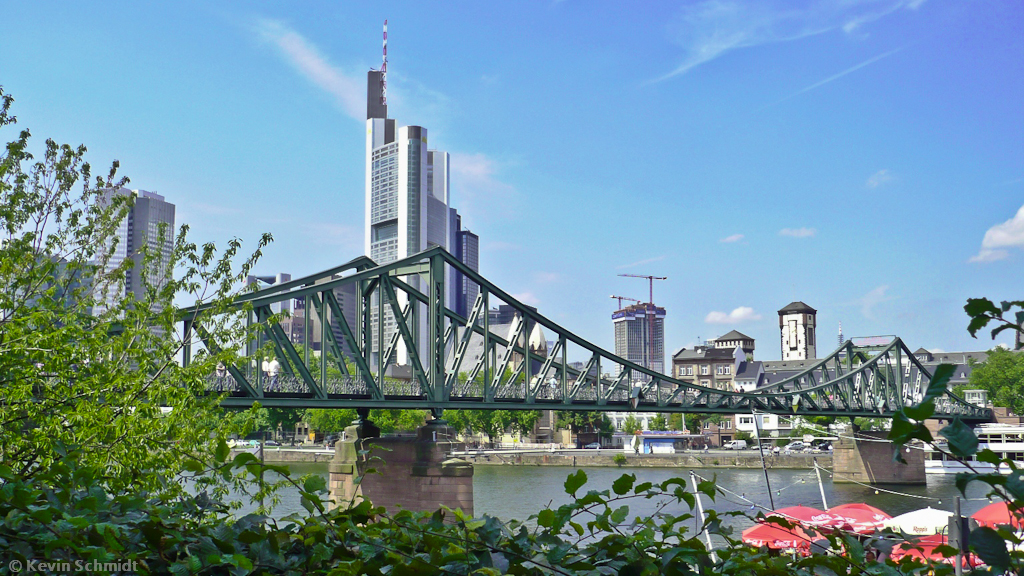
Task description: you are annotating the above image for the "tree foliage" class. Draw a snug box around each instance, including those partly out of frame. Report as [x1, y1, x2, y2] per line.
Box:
[623, 414, 642, 434]
[0, 86, 271, 499]
[967, 347, 1024, 414]
[650, 414, 668, 431]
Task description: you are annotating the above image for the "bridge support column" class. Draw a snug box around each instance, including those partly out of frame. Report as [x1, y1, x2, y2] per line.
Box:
[329, 417, 474, 515]
[832, 431, 924, 485]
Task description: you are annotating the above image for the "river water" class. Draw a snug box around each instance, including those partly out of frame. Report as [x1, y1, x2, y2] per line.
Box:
[234, 460, 997, 542]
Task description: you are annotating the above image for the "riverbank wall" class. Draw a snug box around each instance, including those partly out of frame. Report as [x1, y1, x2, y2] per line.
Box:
[465, 451, 830, 470]
[230, 448, 334, 463]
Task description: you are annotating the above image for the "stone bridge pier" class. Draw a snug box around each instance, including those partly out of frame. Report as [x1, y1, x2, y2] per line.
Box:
[329, 414, 474, 515]
[832, 430, 925, 485]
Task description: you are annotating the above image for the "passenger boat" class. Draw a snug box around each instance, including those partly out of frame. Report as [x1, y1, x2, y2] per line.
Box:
[925, 423, 1024, 474]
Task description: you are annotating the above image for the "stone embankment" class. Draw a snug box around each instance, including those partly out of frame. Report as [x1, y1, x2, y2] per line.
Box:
[229, 447, 334, 463]
[464, 450, 830, 470]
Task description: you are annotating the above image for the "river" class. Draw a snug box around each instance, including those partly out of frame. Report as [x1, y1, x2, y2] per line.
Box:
[231, 461, 997, 542]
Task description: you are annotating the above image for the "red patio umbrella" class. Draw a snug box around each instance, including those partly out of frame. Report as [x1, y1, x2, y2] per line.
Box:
[742, 522, 813, 550]
[763, 505, 827, 525]
[890, 534, 983, 567]
[822, 503, 891, 534]
[972, 501, 1024, 529]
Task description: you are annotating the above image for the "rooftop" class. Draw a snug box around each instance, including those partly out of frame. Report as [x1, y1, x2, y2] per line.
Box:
[715, 329, 753, 341]
[778, 301, 816, 315]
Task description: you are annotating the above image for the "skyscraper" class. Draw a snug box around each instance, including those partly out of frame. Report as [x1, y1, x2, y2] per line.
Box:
[450, 211, 480, 318]
[363, 69, 475, 366]
[94, 188, 175, 321]
[612, 303, 666, 380]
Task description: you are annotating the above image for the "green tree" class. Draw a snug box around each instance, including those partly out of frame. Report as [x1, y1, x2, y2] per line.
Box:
[508, 410, 541, 438]
[623, 414, 641, 434]
[650, 414, 668, 431]
[966, 348, 1024, 413]
[734, 430, 753, 442]
[667, 413, 685, 431]
[0, 87, 280, 501]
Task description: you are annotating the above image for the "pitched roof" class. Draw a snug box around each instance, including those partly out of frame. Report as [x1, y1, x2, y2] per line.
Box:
[673, 347, 736, 360]
[716, 330, 753, 341]
[735, 361, 763, 380]
[778, 301, 816, 315]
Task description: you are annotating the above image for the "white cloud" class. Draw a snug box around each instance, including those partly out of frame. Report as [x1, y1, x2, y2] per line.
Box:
[779, 227, 816, 238]
[512, 292, 541, 307]
[254, 19, 364, 121]
[866, 169, 894, 189]
[859, 285, 891, 320]
[655, 0, 923, 82]
[720, 234, 744, 243]
[970, 204, 1024, 263]
[705, 306, 762, 324]
[617, 255, 666, 270]
[450, 152, 519, 226]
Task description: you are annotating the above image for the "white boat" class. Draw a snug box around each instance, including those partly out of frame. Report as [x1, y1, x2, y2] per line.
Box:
[925, 423, 1024, 475]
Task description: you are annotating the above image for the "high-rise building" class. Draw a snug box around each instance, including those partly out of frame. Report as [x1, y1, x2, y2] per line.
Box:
[779, 301, 817, 361]
[94, 188, 175, 321]
[363, 69, 475, 367]
[450, 211, 480, 318]
[612, 303, 666, 380]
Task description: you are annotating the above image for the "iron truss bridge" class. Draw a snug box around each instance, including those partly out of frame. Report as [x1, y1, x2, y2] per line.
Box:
[180, 247, 991, 422]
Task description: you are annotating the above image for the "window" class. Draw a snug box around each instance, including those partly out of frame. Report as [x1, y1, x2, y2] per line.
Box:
[687, 367, 693, 376]
[724, 365, 731, 375]
[701, 365, 709, 375]
[739, 417, 754, 425]
[721, 421, 731, 429]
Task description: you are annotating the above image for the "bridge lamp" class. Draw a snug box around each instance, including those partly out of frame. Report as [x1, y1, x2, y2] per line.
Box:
[630, 386, 644, 410]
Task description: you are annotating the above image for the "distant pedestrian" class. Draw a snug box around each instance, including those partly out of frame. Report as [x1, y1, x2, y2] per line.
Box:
[268, 358, 281, 391]
[215, 362, 227, 391]
[261, 358, 270, 387]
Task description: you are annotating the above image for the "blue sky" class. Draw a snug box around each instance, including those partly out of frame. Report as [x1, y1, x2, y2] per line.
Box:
[3, 1, 1022, 360]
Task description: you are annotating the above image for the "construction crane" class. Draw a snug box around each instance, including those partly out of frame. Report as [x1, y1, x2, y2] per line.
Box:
[617, 274, 667, 374]
[610, 295, 641, 310]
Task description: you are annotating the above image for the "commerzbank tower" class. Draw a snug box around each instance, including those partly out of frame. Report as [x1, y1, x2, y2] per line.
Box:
[363, 32, 479, 368]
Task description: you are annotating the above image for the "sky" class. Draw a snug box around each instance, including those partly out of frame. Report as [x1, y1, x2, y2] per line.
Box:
[2, 1, 1022, 362]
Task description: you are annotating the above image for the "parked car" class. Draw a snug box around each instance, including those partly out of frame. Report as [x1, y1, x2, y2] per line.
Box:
[583, 442, 601, 449]
[782, 441, 806, 452]
[722, 440, 748, 450]
[265, 440, 280, 446]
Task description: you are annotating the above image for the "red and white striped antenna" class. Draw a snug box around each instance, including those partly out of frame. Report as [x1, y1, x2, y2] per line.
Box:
[380, 19, 388, 106]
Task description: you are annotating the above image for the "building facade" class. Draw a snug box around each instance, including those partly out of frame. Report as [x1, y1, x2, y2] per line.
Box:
[612, 303, 666, 378]
[94, 188, 175, 322]
[779, 301, 817, 361]
[671, 344, 744, 391]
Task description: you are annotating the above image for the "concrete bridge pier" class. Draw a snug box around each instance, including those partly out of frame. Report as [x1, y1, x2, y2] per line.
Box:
[329, 414, 474, 515]
[832, 430, 924, 485]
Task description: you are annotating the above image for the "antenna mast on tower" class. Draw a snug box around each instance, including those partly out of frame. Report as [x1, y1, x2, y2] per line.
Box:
[380, 19, 388, 106]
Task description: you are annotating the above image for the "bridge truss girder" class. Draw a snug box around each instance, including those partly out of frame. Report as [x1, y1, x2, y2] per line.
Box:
[180, 248, 992, 422]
